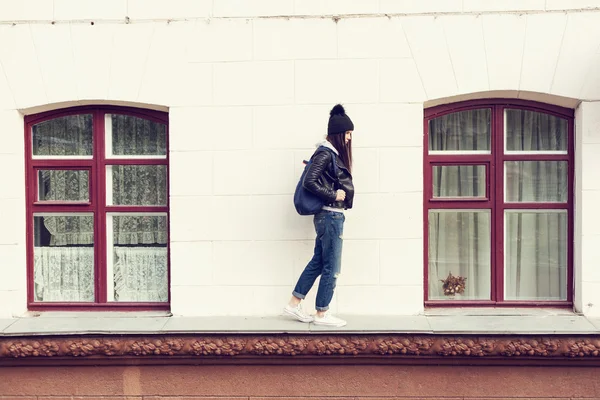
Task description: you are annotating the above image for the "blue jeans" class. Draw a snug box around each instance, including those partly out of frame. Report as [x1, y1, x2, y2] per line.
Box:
[292, 210, 344, 311]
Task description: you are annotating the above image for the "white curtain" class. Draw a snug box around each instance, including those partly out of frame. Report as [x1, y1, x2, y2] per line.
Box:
[113, 247, 168, 302]
[34, 247, 94, 302]
[34, 246, 168, 302]
[428, 109, 492, 300]
[42, 166, 167, 246]
[428, 108, 568, 301]
[428, 109, 490, 152]
[32, 114, 93, 157]
[111, 114, 167, 156]
[33, 114, 168, 303]
[429, 211, 491, 300]
[504, 212, 567, 300]
[503, 109, 568, 300]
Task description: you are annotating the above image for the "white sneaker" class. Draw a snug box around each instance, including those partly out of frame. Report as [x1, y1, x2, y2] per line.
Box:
[284, 304, 314, 323]
[313, 312, 347, 327]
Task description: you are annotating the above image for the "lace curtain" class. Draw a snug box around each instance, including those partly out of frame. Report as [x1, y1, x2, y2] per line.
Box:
[428, 109, 567, 301]
[34, 247, 94, 302]
[111, 114, 167, 156]
[33, 114, 168, 302]
[32, 114, 93, 157]
[41, 115, 168, 245]
[113, 247, 168, 302]
[34, 246, 168, 302]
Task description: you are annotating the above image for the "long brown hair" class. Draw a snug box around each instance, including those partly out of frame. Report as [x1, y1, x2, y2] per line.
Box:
[327, 131, 352, 173]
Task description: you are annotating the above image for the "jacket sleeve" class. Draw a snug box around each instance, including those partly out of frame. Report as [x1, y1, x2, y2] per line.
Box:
[302, 150, 337, 202]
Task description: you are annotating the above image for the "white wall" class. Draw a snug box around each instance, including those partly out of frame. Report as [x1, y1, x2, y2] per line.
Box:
[576, 101, 600, 317]
[0, 110, 27, 317]
[1, 1, 600, 317]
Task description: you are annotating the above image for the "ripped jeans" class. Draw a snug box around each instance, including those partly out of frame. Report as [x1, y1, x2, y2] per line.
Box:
[292, 210, 344, 312]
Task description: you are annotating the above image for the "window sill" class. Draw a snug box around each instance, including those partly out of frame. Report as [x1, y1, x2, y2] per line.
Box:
[0, 309, 598, 336]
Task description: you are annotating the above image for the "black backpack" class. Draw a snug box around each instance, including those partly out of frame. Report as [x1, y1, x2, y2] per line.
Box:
[293, 147, 338, 215]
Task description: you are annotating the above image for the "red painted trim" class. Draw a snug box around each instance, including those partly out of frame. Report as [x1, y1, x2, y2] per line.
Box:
[427, 155, 493, 162]
[25, 114, 34, 306]
[165, 114, 171, 304]
[429, 162, 490, 201]
[103, 159, 167, 165]
[502, 154, 570, 161]
[33, 201, 92, 206]
[424, 98, 574, 119]
[424, 99, 574, 306]
[165, 117, 171, 305]
[427, 201, 494, 209]
[104, 206, 169, 213]
[30, 159, 95, 168]
[29, 205, 96, 213]
[27, 303, 171, 311]
[25, 105, 168, 126]
[502, 203, 569, 209]
[493, 105, 503, 301]
[423, 116, 429, 303]
[25, 106, 170, 311]
[34, 166, 93, 204]
[425, 301, 573, 307]
[567, 107, 575, 304]
[96, 109, 105, 303]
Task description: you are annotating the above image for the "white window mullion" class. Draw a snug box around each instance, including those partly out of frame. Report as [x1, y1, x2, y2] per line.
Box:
[106, 165, 114, 206]
[105, 114, 113, 158]
[106, 214, 115, 302]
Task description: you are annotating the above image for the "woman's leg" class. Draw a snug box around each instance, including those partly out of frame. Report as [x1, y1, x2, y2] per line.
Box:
[291, 214, 326, 301]
[314, 212, 344, 315]
[284, 214, 327, 322]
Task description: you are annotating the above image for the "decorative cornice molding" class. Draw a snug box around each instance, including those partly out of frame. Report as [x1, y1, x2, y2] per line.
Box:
[1, 334, 600, 361]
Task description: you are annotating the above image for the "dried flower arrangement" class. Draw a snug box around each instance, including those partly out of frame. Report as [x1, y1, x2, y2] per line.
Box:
[441, 272, 467, 296]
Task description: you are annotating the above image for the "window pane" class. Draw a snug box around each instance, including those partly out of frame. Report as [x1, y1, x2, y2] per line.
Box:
[505, 211, 567, 300]
[505, 161, 567, 203]
[433, 165, 486, 198]
[428, 109, 491, 152]
[428, 210, 491, 300]
[107, 165, 167, 206]
[33, 214, 94, 302]
[505, 109, 567, 152]
[108, 214, 168, 302]
[38, 170, 89, 202]
[32, 114, 93, 156]
[109, 114, 167, 156]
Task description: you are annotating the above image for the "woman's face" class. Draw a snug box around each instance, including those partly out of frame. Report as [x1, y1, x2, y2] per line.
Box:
[345, 130, 353, 144]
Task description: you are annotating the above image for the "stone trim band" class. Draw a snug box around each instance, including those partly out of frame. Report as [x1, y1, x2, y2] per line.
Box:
[1, 334, 600, 360]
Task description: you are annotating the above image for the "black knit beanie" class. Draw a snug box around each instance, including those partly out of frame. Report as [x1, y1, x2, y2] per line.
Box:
[327, 104, 354, 135]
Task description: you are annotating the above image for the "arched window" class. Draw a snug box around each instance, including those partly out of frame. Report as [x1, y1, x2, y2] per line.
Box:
[25, 106, 169, 310]
[424, 100, 573, 305]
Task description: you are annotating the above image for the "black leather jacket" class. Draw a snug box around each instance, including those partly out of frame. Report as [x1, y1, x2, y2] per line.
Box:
[302, 147, 354, 210]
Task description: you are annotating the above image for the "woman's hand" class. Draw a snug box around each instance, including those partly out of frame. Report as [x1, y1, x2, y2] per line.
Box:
[335, 189, 346, 201]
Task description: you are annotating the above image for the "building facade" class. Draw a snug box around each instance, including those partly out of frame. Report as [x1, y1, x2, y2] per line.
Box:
[2, 1, 600, 399]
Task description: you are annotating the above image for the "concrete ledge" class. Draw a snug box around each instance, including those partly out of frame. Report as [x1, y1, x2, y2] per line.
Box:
[0, 308, 599, 336]
[2, 310, 600, 365]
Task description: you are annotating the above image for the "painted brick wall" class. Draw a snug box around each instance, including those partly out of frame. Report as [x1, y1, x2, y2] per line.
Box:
[1, 364, 600, 398]
[1, 2, 600, 317]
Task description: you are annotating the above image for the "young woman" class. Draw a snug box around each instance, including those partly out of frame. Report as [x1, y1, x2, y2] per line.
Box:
[284, 104, 355, 327]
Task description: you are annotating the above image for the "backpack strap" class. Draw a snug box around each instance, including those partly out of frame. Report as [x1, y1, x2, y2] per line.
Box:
[317, 146, 339, 177]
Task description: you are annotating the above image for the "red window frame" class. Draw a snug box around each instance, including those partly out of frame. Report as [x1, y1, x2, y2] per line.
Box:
[25, 105, 170, 311]
[423, 99, 574, 307]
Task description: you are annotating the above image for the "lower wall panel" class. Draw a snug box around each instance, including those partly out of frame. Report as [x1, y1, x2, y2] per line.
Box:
[1, 364, 599, 399]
